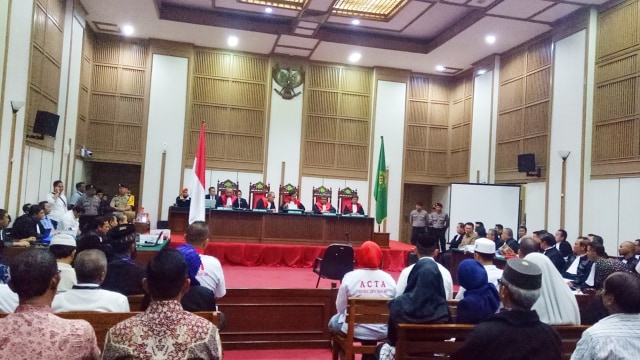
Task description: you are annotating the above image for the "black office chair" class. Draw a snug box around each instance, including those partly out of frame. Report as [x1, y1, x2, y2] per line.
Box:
[313, 244, 354, 288]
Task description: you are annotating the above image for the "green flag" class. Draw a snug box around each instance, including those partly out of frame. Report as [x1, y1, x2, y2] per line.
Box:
[374, 137, 387, 225]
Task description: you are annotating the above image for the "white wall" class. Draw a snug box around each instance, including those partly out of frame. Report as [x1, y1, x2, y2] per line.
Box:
[523, 182, 546, 233]
[143, 54, 189, 227]
[300, 176, 368, 213]
[0, 0, 35, 217]
[20, 146, 55, 206]
[547, 30, 586, 238]
[470, 70, 494, 183]
[266, 80, 303, 187]
[371, 80, 406, 240]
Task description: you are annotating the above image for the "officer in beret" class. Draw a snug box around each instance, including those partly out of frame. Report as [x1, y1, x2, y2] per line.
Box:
[452, 258, 562, 360]
[101, 224, 145, 296]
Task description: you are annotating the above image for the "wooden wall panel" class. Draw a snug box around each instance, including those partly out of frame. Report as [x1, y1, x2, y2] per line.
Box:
[25, 0, 66, 149]
[86, 35, 149, 164]
[495, 37, 552, 182]
[592, 0, 640, 177]
[75, 29, 94, 150]
[188, 48, 268, 172]
[301, 64, 372, 179]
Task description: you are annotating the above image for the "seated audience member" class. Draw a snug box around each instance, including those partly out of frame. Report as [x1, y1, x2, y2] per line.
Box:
[456, 259, 500, 324]
[0, 249, 100, 359]
[58, 205, 84, 233]
[11, 204, 45, 243]
[539, 231, 565, 273]
[176, 187, 191, 208]
[342, 194, 365, 215]
[205, 187, 217, 200]
[47, 180, 68, 226]
[587, 241, 626, 290]
[76, 184, 101, 216]
[452, 258, 561, 360]
[255, 191, 277, 212]
[635, 239, 640, 260]
[113, 211, 128, 225]
[39, 201, 56, 242]
[517, 225, 528, 241]
[184, 221, 226, 298]
[0, 281, 19, 312]
[282, 190, 305, 211]
[459, 222, 478, 248]
[1, 208, 30, 248]
[571, 272, 640, 359]
[518, 236, 540, 258]
[555, 229, 572, 259]
[235, 190, 250, 209]
[397, 233, 453, 299]
[494, 224, 504, 240]
[449, 222, 465, 249]
[486, 229, 504, 250]
[110, 184, 135, 222]
[101, 224, 145, 295]
[475, 222, 487, 238]
[106, 213, 118, 228]
[618, 240, 639, 272]
[215, 187, 236, 208]
[52, 250, 129, 312]
[501, 227, 519, 254]
[312, 194, 336, 214]
[328, 241, 396, 340]
[563, 237, 594, 289]
[76, 215, 112, 256]
[456, 238, 502, 300]
[177, 244, 217, 312]
[103, 248, 222, 360]
[524, 252, 580, 325]
[48, 234, 77, 292]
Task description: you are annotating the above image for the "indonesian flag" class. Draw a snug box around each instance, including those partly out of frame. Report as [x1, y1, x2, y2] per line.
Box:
[189, 123, 206, 224]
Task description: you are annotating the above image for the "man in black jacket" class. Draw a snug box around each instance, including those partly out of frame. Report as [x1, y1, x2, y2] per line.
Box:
[101, 224, 145, 295]
[10, 204, 45, 242]
[555, 229, 573, 258]
[453, 258, 561, 360]
[540, 231, 566, 273]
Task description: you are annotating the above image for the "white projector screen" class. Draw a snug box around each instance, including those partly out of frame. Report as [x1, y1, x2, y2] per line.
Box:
[449, 183, 521, 238]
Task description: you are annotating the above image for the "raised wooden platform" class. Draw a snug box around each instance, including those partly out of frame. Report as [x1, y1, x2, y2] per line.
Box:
[168, 207, 378, 247]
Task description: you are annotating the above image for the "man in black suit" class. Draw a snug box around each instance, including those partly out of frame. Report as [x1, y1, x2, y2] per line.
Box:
[235, 190, 250, 210]
[539, 231, 565, 273]
[449, 222, 465, 250]
[555, 229, 572, 259]
[502, 228, 519, 253]
[204, 187, 217, 201]
[10, 204, 45, 243]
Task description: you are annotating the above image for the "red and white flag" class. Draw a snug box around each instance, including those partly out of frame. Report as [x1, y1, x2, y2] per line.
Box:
[189, 123, 206, 224]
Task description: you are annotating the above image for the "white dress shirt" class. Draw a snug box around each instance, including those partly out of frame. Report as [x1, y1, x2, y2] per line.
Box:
[0, 284, 19, 313]
[396, 257, 454, 300]
[571, 313, 640, 360]
[51, 283, 129, 312]
[46, 193, 68, 224]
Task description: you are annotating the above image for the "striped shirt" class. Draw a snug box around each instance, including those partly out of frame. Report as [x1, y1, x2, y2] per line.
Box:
[571, 313, 640, 360]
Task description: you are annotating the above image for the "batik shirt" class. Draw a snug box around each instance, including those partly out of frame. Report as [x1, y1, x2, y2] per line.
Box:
[103, 300, 221, 360]
[0, 304, 100, 359]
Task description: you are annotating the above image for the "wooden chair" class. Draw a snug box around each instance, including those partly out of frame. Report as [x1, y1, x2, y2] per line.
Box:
[337, 187, 357, 214]
[555, 325, 589, 360]
[56, 311, 222, 350]
[127, 294, 145, 312]
[312, 185, 332, 204]
[331, 297, 391, 360]
[217, 179, 238, 196]
[447, 299, 458, 323]
[395, 323, 475, 360]
[249, 181, 270, 209]
[278, 183, 298, 208]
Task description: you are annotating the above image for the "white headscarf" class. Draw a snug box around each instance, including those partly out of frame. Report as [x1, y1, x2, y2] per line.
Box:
[523, 252, 580, 325]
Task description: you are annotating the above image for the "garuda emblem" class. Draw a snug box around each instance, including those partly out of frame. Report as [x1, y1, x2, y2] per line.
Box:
[272, 65, 304, 100]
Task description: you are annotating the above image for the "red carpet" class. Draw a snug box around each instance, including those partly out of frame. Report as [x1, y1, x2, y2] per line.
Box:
[170, 236, 413, 272]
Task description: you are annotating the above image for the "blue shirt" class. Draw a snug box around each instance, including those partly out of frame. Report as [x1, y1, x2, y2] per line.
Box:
[571, 313, 640, 360]
[40, 216, 54, 242]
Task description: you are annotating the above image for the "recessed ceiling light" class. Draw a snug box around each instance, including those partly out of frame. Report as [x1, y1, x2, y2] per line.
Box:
[477, 69, 487, 75]
[122, 25, 134, 36]
[349, 52, 361, 62]
[485, 35, 496, 44]
[228, 36, 238, 47]
[351, 19, 360, 25]
[265, 7, 273, 13]
[435, 65, 445, 72]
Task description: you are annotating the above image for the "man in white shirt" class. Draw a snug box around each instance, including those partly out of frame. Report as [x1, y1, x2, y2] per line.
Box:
[46, 180, 68, 226]
[571, 272, 640, 359]
[52, 249, 129, 312]
[58, 206, 84, 233]
[396, 232, 454, 300]
[48, 233, 77, 292]
[456, 238, 503, 300]
[186, 221, 226, 298]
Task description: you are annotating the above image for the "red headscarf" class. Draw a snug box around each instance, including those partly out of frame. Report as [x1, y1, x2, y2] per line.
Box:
[356, 241, 382, 269]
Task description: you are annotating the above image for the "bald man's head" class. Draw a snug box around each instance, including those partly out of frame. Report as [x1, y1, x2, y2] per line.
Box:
[518, 237, 540, 258]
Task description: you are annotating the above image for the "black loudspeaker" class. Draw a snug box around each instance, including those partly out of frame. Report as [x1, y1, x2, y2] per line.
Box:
[517, 153, 536, 173]
[33, 110, 60, 138]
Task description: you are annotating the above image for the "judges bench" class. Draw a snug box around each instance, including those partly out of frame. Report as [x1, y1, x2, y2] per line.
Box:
[168, 207, 379, 247]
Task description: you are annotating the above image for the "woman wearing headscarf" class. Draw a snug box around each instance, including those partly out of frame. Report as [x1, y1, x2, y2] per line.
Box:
[328, 241, 396, 340]
[456, 259, 500, 324]
[524, 252, 580, 325]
